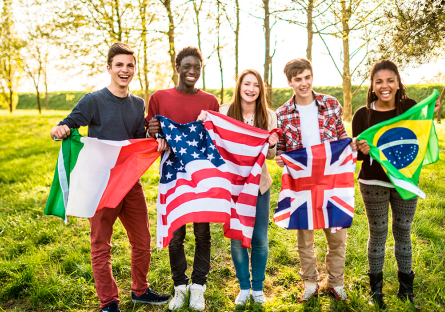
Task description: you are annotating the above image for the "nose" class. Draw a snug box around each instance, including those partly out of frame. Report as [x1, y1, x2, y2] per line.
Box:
[189, 66, 196, 75]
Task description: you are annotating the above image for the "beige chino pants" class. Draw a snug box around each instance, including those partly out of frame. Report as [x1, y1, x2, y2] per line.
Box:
[296, 228, 347, 288]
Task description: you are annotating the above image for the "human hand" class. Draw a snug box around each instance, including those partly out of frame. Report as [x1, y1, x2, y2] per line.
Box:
[268, 132, 279, 147]
[434, 98, 441, 113]
[148, 118, 161, 138]
[275, 155, 285, 167]
[350, 138, 358, 152]
[357, 139, 370, 155]
[50, 125, 70, 140]
[196, 110, 207, 122]
[157, 138, 169, 153]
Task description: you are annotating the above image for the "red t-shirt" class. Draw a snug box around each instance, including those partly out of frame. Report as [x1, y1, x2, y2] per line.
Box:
[146, 87, 220, 125]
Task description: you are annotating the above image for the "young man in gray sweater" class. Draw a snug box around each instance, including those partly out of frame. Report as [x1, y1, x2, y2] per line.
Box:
[50, 42, 170, 312]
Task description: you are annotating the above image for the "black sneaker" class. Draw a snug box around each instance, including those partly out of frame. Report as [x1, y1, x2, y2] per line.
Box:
[102, 301, 121, 312]
[132, 287, 171, 305]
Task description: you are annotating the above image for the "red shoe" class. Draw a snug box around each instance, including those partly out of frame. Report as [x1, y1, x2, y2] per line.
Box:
[298, 281, 319, 303]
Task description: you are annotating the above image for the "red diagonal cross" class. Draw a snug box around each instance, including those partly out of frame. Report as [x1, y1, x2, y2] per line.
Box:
[282, 143, 354, 229]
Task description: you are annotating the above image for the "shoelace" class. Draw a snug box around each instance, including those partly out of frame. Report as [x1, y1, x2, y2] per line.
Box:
[302, 286, 317, 300]
[190, 289, 204, 303]
[173, 288, 186, 301]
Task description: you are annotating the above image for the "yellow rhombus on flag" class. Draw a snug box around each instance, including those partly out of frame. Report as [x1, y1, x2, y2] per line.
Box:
[357, 90, 440, 200]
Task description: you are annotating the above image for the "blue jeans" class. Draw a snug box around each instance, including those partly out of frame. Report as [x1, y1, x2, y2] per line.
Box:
[231, 189, 270, 291]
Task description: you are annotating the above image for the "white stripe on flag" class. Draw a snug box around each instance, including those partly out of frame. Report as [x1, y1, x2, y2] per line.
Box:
[206, 115, 270, 139]
[57, 147, 69, 223]
[66, 138, 126, 217]
[391, 176, 425, 199]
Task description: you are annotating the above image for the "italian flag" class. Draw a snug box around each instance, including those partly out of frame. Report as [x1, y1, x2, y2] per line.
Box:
[44, 129, 160, 220]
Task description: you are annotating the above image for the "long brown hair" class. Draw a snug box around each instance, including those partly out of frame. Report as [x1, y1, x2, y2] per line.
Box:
[227, 69, 269, 130]
[366, 59, 409, 127]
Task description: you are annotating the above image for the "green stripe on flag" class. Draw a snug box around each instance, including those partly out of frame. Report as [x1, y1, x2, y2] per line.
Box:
[44, 129, 84, 220]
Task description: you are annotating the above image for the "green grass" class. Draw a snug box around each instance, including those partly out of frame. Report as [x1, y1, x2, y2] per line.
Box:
[1, 110, 444, 311]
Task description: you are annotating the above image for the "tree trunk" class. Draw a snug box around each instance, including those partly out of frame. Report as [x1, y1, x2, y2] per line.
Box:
[235, 0, 239, 80]
[193, 0, 205, 90]
[437, 86, 445, 123]
[263, 0, 272, 105]
[341, 0, 352, 121]
[217, 0, 224, 104]
[44, 73, 49, 110]
[36, 89, 41, 114]
[163, 0, 178, 85]
[140, 0, 150, 113]
[9, 89, 13, 113]
[307, 0, 313, 61]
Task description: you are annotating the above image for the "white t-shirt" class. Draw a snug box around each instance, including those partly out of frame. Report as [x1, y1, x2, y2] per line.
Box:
[296, 100, 321, 148]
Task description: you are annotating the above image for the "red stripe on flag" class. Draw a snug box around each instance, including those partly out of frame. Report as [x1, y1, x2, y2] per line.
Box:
[97, 138, 160, 212]
[340, 154, 353, 166]
[217, 146, 262, 167]
[164, 188, 232, 215]
[206, 123, 268, 146]
[274, 212, 290, 223]
[331, 196, 354, 213]
[206, 111, 270, 135]
[162, 211, 231, 247]
[230, 208, 256, 227]
[223, 223, 252, 248]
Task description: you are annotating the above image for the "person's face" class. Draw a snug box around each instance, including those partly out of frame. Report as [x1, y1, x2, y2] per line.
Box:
[177, 55, 201, 87]
[372, 69, 399, 104]
[107, 54, 135, 89]
[287, 69, 313, 101]
[239, 74, 260, 104]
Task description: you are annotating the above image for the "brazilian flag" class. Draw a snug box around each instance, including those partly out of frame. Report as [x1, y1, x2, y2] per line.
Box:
[357, 90, 440, 200]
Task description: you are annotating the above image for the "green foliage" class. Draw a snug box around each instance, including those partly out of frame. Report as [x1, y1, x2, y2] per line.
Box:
[1, 111, 445, 311]
[0, 91, 18, 111]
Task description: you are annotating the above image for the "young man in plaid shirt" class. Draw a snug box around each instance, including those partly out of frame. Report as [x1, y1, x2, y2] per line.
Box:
[275, 58, 357, 303]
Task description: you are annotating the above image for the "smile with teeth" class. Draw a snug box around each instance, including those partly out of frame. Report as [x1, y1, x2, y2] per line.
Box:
[186, 76, 196, 81]
[381, 91, 391, 95]
[119, 75, 130, 79]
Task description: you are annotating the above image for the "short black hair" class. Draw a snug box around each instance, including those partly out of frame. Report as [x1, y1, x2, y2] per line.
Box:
[175, 46, 203, 68]
[107, 42, 136, 68]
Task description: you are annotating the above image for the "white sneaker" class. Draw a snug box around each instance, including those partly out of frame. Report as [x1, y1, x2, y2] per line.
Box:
[298, 281, 319, 303]
[252, 290, 267, 304]
[328, 285, 348, 301]
[168, 284, 187, 310]
[189, 283, 206, 311]
[235, 289, 251, 305]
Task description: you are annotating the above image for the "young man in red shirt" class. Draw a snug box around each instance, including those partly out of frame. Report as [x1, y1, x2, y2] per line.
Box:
[50, 42, 171, 312]
[275, 58, 357, 303]
[146, 46, 219, 311]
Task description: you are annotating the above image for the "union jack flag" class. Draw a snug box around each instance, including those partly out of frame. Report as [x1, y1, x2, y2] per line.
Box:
[273, 138, 357, 230]
[156, 111, 277, 248]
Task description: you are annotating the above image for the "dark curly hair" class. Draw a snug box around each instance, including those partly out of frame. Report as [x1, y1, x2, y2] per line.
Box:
[175, 46, 203, 68]
[366, 59, 409, 127]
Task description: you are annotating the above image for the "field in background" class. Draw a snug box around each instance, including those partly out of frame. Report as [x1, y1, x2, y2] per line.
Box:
[0, 111, 444, 311]
[12, 84, 445, 116]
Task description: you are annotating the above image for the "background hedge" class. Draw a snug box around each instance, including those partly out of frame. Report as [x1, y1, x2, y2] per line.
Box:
[14, 84, 445, 116]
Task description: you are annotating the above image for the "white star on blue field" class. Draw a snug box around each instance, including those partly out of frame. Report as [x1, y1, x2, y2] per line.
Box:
[377, 127, 419, 170]
[156, 116, 225, 183]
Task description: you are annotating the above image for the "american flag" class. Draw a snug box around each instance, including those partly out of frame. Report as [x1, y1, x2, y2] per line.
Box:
[156, 111, 274, 248]
[273, 138, 356, 230]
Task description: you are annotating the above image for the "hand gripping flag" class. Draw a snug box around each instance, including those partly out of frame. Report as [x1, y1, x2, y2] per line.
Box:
[45, 129, 160, 220]
[273, 138, 357, 230]
[156, 111, 279, 248]
[357, 90, 440, 200]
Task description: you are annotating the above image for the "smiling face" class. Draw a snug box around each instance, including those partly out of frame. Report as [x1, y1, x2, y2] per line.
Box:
[107, 54, 135, 89]
[372, 69, 399, 106]
[177, 55, 201, 88]
[239, 74, 260, 105]
[287, 69, 313, 105]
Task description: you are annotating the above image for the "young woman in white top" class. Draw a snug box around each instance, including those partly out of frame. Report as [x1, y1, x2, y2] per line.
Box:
[197, 69, 279, 305]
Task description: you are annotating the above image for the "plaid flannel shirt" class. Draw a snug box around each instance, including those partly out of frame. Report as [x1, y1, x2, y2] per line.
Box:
[276, 91, 348, 153]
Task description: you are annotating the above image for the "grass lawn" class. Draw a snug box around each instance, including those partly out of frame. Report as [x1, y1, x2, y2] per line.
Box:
[0, 110, 444, 311]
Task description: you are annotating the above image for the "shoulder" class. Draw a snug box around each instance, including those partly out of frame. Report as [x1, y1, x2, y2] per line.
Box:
[352, 106, 367, 122]
[150, 88, 173, 99]
[267, 108, 277, 118]
[128, 92, 144, 104]
[314, 92, 341, 109]
[219, 103, 231, 115]
[276, 97, 293, 117]
[198, 90, 219, 102]
[402, 98, 417, 111]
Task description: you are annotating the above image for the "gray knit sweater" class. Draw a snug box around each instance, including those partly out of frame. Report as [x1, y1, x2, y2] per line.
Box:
[58, 88, 145, 140]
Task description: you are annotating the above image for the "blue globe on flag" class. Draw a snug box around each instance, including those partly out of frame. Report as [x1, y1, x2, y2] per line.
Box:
[377, 127, 419, 169]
